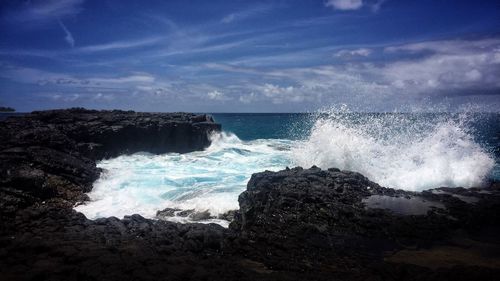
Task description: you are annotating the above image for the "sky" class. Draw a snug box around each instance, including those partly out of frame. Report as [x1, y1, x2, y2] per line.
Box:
[0, 0, 499, 112]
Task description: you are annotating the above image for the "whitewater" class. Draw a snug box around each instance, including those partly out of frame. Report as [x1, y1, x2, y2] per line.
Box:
[75, 111, 497, 223]
[75, 133, 293, 224]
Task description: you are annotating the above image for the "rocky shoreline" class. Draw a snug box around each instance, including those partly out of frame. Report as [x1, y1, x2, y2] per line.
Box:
[1, 109, 499, 281]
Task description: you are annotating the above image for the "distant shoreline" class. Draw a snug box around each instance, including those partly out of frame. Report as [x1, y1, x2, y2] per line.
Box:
[0, 106, 15, 112]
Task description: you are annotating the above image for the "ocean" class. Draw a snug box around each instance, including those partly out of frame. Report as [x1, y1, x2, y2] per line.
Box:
[2, 111, 498, 224]
[71, 111, 500, 225]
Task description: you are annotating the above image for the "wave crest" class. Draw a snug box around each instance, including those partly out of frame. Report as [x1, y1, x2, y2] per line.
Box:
[291, 109, 495, 191]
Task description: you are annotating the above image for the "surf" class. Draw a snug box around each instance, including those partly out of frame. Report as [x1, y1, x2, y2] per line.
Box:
[75, 132, 292, 223]
[291, 108, 495, 191]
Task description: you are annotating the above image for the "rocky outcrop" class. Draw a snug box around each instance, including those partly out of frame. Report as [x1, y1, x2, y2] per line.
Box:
[0, 110, 499, 280]
[227, 167, 500, 278]
[0, 108, 221, 217]
[2, 165, 498, 280]
[1, 108, 220, 159]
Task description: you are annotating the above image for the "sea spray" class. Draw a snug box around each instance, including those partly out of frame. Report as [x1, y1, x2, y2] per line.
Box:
[291, 107, 495, 191]
[75, 132, 292, 222]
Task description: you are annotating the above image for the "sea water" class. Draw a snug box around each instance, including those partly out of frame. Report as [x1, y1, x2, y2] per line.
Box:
[75, 132, 293, 223]
[74, 110, 499, 223]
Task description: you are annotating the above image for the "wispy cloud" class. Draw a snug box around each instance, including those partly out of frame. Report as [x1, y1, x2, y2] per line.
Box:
[4, 0, 84, 24]
[335, 48, 372, 58]
[221, 4, 273, 24]
[0, 64, 156, 89]
[198, 37, 500, 108]
[325, 0, 364, 11]
[381, 38, 500, 93]
[90, 74, 155, 84]
[325, 0, 387, 12]
[77, 37, 163, 53]
[371, 0, 387, 12]
[2, 0, 83, 48]
[3, 36, 498, 112]
[58, 20, 75, 47]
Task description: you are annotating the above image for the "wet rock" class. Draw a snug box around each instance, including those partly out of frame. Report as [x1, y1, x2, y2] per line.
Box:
[156, 208, 182, 219]
[362, 195, 445, 215]
[177, 209, 195, 217]
[190, 210, 214, 221]
[157, 209, 217, 222]
[229, 167, 500, 277]
[218, 210, 237, 222]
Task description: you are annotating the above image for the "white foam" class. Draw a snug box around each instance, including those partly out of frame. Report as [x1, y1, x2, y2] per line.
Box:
[291, 109, 495, 191]
[75, 132, 292, 222]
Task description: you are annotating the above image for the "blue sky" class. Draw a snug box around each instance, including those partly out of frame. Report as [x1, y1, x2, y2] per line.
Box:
[0, 0, 499, 112]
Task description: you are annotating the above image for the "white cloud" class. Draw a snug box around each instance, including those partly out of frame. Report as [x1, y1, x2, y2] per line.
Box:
[50, 93, 81, 102]
[2, 32, 498, 111]
[58, 20, 75, 47]
[325, 0, 363, 11]
[335, 48, 372, 58]
[0, 65, 157, 91]
[92, 93, 114, 101]
[371, 0, 386, 12]
[5, 0, 84, 24]
[207, 90, 226, 100]
[220, 4, 273, 24]
[215, 38, 500, 102]
[239, 92, 258, 104]
[90, 74, 155, 84]
[465, 69, 482, 82]
[241, 83, 321, 105]
[385, 38, 500, 55]
[380, 38, 500, 93]
[221, 14, 236, 24]
[77, 37, 162, 53]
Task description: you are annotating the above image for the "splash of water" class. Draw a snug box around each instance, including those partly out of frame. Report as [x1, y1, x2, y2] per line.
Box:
[291, 107, 495, 191]
[75, 133, 292, 223]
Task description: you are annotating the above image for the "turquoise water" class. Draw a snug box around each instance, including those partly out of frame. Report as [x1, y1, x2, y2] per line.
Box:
[211, 113, 315, 140]
[74, 111, 499, 224]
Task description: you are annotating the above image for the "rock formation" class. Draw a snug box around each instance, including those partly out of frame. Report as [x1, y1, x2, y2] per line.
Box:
[0, 108, 220, 215]
[229, 167, 500, 277]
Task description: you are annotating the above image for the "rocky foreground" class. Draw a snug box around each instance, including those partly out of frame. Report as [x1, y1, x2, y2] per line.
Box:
[1, 109, 499, 281]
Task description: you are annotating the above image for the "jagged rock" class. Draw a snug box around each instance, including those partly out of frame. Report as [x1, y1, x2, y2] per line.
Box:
[0, 108, 220, 214]
[228, 167, 500, 276]
[190, 210, 214, 221]
[218, 210, 237, 222]
[178, 209, 195, 217]
[157, 208, 218, 222]
[156, 207, 182, 219]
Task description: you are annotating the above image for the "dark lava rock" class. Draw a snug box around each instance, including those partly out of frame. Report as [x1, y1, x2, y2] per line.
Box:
[218, 210, 237, 222]
[156, 208, 216, 221]
[156, 207, 182, 219]
[0, 108, 220, 216]
[227, 167, 500, 278]
[177, 209, 195, 217]
[190, 210, 215, 221]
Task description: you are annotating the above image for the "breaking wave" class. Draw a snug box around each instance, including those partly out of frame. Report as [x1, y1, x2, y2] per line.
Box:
[75, 133, 292, 223]
[291, 108, 495, 191]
